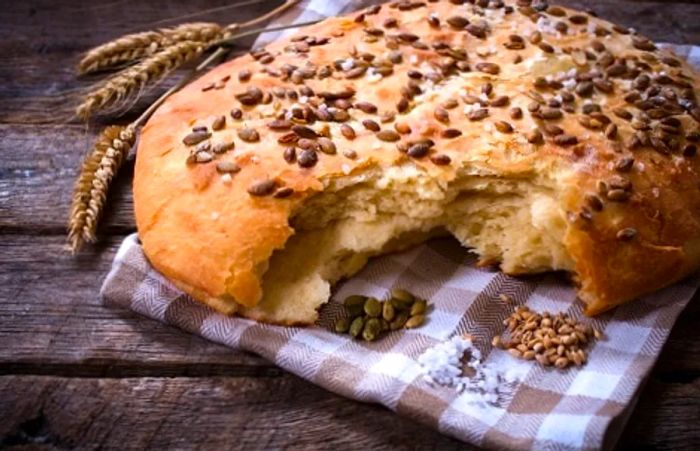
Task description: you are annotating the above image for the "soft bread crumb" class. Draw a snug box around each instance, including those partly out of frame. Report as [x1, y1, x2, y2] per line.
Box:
[239, 163, 574, 324]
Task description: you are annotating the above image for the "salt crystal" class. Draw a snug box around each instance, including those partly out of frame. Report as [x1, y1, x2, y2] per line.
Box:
[340, 58, 355, 71]
[417, 336, 520, 404]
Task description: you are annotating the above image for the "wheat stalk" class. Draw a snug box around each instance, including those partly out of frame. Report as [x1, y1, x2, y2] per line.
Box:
[68, 125, 136, 252]
[78, 30, 162, 75]
[69, 0, 310, 251]
[76, 40, 210, 120]
[78, 22, 224, 74]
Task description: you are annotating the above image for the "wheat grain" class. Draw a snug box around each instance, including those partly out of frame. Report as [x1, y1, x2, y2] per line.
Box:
[77, 40, 209, 120]
[78, 30, 162, 75]
[68, 125, 137, 252]
[78, 22, 223, 75]
[162, 22, 223, 45]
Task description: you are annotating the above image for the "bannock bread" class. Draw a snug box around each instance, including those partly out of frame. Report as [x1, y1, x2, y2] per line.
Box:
[134, 0, 700, 325]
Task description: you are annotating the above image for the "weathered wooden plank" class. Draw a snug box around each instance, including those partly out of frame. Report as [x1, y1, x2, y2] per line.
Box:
[0, 0, 281, 124]
[618, 378, 700, 449]
[0, 234, 269, 370]
[0, 231, 698, 450]
[1, 233, 698, 374]
[0, 124, 135, 232]
[0, 374, 696, 450]
[0, 1, 698, 123]
[0, 375, 469, 450]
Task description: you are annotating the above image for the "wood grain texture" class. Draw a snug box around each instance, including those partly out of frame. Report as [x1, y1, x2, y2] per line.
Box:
[0, 125, 135, 232]
[0, 1, 698, 124]
[0, 375, 469, 450]
[0, 375, 696, 451]
[1, 0, 700, 449]
[0, 234, 269, 371]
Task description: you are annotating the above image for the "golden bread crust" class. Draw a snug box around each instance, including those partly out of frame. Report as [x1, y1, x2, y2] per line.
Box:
[134, 0, 700, 321]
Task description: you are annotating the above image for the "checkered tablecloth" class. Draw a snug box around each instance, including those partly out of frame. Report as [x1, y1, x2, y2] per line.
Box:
[102, 1, 700, 449]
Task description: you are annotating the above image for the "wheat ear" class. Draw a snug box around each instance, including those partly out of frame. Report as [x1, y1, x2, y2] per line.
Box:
[76, 40, 210, 120]
[78, 31, 163, 75]
[78, 22, 223, 75]
[68, 125, 136, 252]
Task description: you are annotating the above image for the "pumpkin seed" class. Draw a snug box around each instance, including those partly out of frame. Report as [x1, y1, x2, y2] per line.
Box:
[247, 179, 276, 196]
[344, 295, 366, 317]
[364, 297, 382, 318]
[410, 299, 427, 316]
[405, 314, 425, 329]
[349, 316, 365, 338]
[238, 127, 260, 142]
[376, 130, 401, 142]
[380, 319, 390, 332]
[211, 115, 226, 131]
[297, 149, 318, 168]
[334, 317, 350, 334]
[292, 125, 317, 139]
[382, 301, 396, 322]
[391, 288, 414, 307]
[340, 124, 356, 140]
[317, 137, 337, 155]
[212, 141, 235, 154]
[441, 128, 462, 139]
[183, 131, 211, 146]
[216, 161, 240, 174]
[390, 311, 409, 330]
[430, 154, 451, 166]
[362, 318, 382, 341]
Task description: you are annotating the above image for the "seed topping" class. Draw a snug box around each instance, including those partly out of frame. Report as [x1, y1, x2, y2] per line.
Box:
[247, 179, 277, 196]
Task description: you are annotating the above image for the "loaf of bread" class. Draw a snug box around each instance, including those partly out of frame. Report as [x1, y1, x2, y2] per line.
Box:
[134, 0, 700, 325]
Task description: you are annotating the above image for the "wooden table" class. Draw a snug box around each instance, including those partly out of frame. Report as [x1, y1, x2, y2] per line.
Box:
[1, 1, 699, 449]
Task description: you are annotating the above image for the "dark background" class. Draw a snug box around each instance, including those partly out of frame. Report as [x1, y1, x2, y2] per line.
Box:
[0, 1, 698, 449]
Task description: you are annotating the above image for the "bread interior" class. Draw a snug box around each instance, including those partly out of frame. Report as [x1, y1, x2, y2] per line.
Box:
[240, 162, 574, 324]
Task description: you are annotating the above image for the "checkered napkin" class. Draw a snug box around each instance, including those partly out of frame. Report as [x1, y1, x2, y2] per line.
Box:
[101, 2, 700, 449]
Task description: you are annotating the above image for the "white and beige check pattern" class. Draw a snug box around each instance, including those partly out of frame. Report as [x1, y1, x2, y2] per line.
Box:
[103, 233, 699, 450]
[101, 2, 700, 448]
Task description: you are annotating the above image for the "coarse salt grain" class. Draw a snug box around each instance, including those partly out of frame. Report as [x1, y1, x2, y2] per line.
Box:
[340, 58, 355, 71]
[417, 335, 519, 404]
